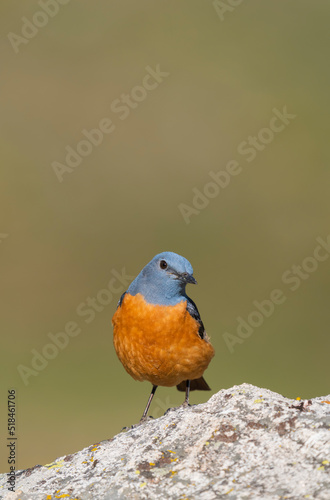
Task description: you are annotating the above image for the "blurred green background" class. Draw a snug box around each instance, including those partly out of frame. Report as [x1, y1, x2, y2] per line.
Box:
[1, 0, 330, 473]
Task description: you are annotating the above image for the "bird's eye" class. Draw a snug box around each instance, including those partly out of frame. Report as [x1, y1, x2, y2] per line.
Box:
[160, 260, 168, 270]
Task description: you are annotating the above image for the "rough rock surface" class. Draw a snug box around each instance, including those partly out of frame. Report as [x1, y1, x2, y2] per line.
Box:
[1, 384, 330, 500]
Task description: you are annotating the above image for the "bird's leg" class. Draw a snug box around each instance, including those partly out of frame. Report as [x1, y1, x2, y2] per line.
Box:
[140, 385, 158, 422]
[164, 380, 191, 415]
[182, 380, 190, 407]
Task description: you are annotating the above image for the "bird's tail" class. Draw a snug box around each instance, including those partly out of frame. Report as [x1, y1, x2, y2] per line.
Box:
[176, 377, 211, 392]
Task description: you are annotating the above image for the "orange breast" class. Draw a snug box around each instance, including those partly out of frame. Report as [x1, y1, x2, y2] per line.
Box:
[112, 293, 215, 387]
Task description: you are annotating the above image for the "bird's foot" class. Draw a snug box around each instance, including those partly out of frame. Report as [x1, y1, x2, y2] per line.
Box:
[132, 415, 154, 429]
[121, 416, 154, 432]
[137, 415, 155, 426]
[120, 425, 133, 433]
[181, 400, 190, 408]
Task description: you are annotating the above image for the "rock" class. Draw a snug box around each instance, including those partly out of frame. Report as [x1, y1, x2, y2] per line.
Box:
[1, 384, 330, 499]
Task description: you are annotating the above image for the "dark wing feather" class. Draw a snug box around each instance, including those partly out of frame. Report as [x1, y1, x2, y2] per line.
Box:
[117, 291, 127, 307]
[177, 299, 211, 393]
[186, 297, 205, 339]
[176, 377, 211, 391]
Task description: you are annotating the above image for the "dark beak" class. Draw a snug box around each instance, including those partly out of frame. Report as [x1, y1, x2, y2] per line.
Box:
[181, 272, 197, 285]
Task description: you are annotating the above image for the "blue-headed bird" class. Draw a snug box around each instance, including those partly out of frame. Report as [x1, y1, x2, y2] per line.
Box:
[112, 252, 214, 421]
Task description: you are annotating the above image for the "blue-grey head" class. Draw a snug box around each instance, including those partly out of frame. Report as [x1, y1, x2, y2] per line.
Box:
[127, 251, 197, 306]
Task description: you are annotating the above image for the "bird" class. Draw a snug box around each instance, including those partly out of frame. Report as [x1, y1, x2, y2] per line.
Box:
[112, 251, 215, 421]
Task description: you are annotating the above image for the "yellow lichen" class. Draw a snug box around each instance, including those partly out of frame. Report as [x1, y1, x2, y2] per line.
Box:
[44, 461, 65, 469]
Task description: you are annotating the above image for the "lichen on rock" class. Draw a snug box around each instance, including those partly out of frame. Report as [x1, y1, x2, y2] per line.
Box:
[1, 384, 330, 500]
